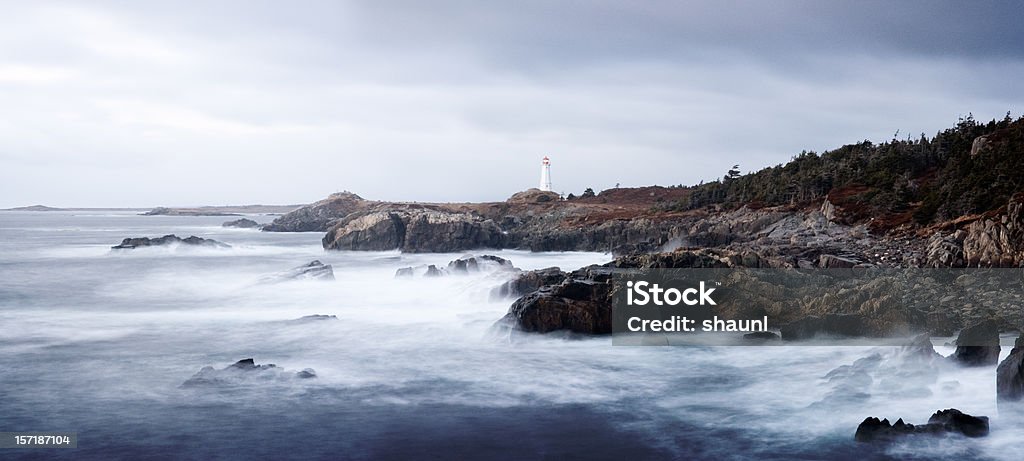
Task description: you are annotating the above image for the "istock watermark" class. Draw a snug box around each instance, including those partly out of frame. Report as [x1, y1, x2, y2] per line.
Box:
[611, 268, 1024, 346]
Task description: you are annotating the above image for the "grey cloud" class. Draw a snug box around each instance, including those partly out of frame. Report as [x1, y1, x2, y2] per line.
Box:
[0, 1, 1022, 207]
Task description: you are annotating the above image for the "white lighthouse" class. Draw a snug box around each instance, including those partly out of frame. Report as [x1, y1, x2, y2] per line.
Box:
[539, 156, 552, 191]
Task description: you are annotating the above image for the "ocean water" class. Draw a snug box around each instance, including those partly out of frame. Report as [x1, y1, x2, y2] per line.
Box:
[0, 211, 1020, 460]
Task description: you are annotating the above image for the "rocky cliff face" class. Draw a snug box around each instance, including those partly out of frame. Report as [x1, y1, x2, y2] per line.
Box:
[925, 194, 1024, 268]
[322, 209, 504, 253]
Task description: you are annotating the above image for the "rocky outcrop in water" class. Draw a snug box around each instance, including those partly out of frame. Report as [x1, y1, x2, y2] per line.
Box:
[222, 218, 260, 228]
[949, 319, 1001, 366]
[396, 255, 515, 278]
[111, 234, 229, 249]
[261, 192, 368, 232]
[322, 209, 504, 253]
[181, 358, 317, 387]
[855, 409, 989, 443]
[997, 333, 1024, 406]
[491, 267, 567, 299]
[261, 260, 335, 282]
[498, 266, 615, 334]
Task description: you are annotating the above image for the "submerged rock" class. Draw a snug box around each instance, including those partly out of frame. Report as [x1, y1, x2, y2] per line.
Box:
[181, 358, 316, 387]
[855, 409, 989, 443]
[261, 260, 335, 282]
[997, 333, 1024, 406]
[222, 218, 260, 228]
[111, 234, 230, 249]
[289, 314, 338, 323]
[396, 255, 515, 278]
[949, 319, 1001, 366]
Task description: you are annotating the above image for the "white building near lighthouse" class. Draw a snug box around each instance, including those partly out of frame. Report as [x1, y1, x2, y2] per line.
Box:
[539, 156, 552, 191]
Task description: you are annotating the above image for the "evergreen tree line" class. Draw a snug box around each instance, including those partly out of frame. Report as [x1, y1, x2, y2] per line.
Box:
[672, 113, 1024, 224]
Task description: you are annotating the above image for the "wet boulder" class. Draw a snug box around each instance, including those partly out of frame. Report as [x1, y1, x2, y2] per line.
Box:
[855, 409, 989, 443]
[949, 319, 1001, 366]
[181, 358, 316, 387]
[490, 267, 567, 299]
[497, 266, 615, 334]
[447, 255, 515, 274]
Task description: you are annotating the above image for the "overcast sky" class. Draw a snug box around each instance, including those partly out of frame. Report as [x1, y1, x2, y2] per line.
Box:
[2, 0, 1023, 207]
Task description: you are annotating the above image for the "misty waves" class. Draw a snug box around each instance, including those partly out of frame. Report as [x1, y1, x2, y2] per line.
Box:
[0, 211, 1020, 460]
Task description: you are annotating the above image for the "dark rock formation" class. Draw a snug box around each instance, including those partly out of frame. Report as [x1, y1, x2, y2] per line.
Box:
[181, 358, 316, 387]
[447, 255, 514, 274]
[491, 267, 567, 299]
[949, 319, 1001, 366]
[111, 234, 229, 249]
[855, 409, 989, 443]
[262, 192, 366, 232]
[997, 333, 1024, 406]
[222, 218, 260, 228]
[499, 266, 615, 334]
[396, 255, 516, 278]
[261, 260, 335, 282]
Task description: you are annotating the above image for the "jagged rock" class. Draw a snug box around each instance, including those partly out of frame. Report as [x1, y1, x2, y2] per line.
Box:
[997, 333, 1024, 405]
[924, 230, 966, 267]
[779, 314, 868, 340]
[262, 192, 366, 232]
[395, 267, 414, 277]
[111, 234, 229, 249]
[855, 409, 989, 443]
[447, 255, 515, 273]
[222, 218, 260, 228]
[498, 266, 615, 334]
[961, 193, 1024, 267]
[491, 267, 567, 299]
[261, 260, 335, 282]
[949, 319, 1001, 366]
[424, 265, 444, 277]
[181, 358, 316, 387]
[900, 333, 943, 362]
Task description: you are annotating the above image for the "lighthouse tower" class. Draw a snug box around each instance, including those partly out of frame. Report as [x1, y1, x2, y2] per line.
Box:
[539, 156, 553, 191]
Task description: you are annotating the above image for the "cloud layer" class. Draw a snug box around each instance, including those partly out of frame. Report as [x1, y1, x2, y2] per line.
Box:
[2, 0, 1022, 207]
